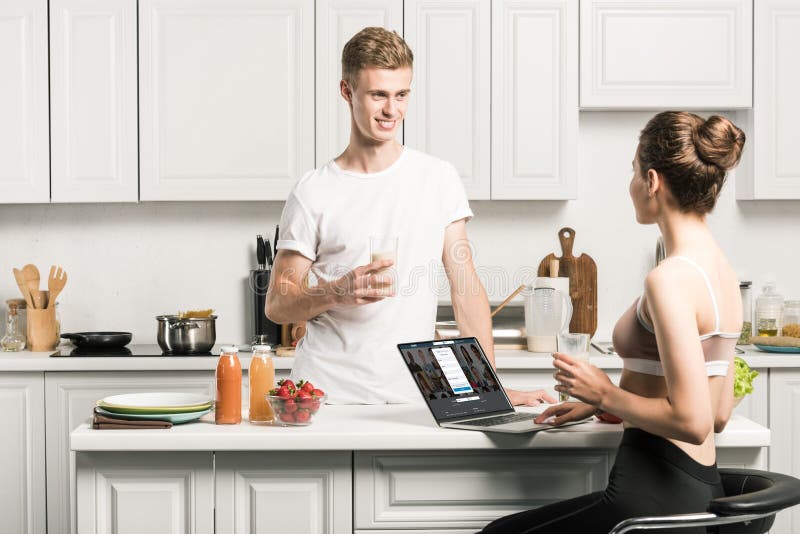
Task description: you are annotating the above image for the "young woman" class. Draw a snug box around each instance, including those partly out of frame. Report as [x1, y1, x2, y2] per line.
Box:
[480, 111, 746, 534]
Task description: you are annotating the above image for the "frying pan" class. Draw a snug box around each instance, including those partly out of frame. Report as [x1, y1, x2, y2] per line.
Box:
[61, 332, 132, 349]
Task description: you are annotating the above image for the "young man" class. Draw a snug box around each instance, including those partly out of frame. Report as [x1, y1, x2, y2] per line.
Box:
[266, 27, 553, 405]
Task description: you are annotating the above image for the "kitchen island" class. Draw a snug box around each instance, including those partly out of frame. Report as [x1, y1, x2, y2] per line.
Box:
[71, 405, 769, 534]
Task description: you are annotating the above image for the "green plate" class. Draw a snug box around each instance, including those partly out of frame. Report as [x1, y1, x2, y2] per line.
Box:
[753, 344, 800, 353]
[95, 406, 212, 424]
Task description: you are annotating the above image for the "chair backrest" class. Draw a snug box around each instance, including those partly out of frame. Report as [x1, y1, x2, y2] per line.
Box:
[710, 469, 800, 534]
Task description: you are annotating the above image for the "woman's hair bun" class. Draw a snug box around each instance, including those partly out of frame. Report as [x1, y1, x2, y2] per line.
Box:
[693, 115, 745, 171]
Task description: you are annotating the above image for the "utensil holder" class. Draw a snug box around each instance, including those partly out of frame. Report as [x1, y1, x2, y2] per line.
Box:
[249, 269, 281, 346]
[27, 307, 59, 351]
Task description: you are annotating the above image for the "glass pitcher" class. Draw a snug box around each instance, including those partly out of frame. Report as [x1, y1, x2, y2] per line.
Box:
[525, 287, 573, 352]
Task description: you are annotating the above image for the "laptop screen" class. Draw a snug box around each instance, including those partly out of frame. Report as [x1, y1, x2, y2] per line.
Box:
[397, 337, 513, 422]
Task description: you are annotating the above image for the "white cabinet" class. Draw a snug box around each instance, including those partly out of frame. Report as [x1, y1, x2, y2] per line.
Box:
[491, 0, 578, 200]
[316, 0, 402, 165]
[139, 0, 314, 201]
[580, 0, 753, 109]
[76, 452, 214, 534]
[404, 0, 490, 199]
[0, 0, 49, 203]
[354, 450, 609, 530]
[49, 0, 138, 203]
[216, 451, 353, 533]
[0, 373, 46, 534]
[45, 371, 215, 534]
[737, 0, 800, 199]
[768, 369, 800, 534]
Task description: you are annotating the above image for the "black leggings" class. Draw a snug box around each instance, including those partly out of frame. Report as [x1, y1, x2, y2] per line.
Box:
[479, 428, 724, 534]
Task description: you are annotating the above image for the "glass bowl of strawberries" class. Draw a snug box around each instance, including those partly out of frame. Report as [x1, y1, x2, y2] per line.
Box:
[267, 379, 326, 426]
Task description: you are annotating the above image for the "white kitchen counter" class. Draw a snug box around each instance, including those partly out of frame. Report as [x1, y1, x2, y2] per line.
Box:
[1, 344, 797, 371]
[70, 404, 769, 452]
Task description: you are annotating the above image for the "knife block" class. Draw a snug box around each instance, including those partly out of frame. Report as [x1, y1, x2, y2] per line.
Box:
[27, 307, 59, 351]
[250, 269, 281, 346]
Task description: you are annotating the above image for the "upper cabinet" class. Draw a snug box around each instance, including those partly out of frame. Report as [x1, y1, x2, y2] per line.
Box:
[50, 0, 138, 203]
[737, 0, 800, 199]
[0, 0, 49, 203]
[580, 0, 753, 109]
[315, 0, 402, 166]
[139, 0, 314, 201]
[491, 0, 578, 199]
[404, 0, 491, 200]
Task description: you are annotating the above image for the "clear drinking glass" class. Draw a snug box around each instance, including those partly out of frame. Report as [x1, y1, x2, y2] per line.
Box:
[369, 235, 398, 270]
[556, 333, 590, 402]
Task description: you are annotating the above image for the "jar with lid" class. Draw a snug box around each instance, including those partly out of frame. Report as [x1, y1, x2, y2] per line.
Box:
[738, 281, 752, 344]
[783, 300, 800, 338]
[1, 300, 26, 351]
[755, 282, 783, 337]
[215, 345, 242, 424]
[249, 344, 275, 423]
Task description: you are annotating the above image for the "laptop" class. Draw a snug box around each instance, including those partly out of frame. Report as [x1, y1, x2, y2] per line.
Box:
[398, 337, 589, 434]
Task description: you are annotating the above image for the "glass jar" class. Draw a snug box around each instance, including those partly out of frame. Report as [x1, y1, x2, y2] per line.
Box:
[249, 344, 275, 423]
[783, 300, 800, 338]
[215, 345, 242, 424]
[738, 281, 752, 344]
[755, 282, 783, 337]
[1, 300, 26, 351]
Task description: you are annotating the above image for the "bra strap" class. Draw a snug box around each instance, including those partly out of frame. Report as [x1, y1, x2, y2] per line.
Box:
[671, 256, 721, 332]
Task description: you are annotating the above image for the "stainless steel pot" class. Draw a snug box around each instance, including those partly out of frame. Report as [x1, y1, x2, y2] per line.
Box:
[156, 315, 217, 354]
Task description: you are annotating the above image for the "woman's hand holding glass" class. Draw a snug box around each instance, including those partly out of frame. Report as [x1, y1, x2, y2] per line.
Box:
[551, 352, 614, 407]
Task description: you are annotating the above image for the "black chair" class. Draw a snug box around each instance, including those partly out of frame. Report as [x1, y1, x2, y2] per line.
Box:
[609, 469, 800, 533]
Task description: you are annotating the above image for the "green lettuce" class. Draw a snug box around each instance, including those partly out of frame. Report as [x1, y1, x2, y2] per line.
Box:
[733, 356, 759, 399]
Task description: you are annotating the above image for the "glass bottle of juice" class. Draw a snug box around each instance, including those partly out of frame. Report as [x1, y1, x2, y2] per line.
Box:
[249, 344, 275, 423]
[215, 345, 242, 424]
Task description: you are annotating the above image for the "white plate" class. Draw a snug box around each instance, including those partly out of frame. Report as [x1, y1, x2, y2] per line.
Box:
[98, 392, 213, 411]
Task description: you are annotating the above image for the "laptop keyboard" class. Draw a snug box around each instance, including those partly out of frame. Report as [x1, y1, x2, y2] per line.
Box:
[466, 412, 536, 427]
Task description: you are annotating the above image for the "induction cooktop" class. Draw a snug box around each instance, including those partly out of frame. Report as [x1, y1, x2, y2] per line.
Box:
[49, 344, 220, 357]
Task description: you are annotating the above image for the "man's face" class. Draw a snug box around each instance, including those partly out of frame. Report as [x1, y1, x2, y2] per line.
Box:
[342, 67, 412, 145]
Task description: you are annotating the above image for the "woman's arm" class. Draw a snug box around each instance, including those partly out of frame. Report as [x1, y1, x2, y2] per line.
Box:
[554, 267, 714, 444]
[714, 358, 735, 433]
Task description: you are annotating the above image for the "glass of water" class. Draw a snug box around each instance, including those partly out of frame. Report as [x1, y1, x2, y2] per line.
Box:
[555, 333, 590, 402]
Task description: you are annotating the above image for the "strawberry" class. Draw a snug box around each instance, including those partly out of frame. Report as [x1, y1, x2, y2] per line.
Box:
[279, 412, 295, 423]
[301, 382, 315, 393]
[294, 410, 311, 423]
[310, 399, 321, 413]
[268, 388, 278, 396]
[277, 385, 292, 398]
[283, 399, 298, 413]
[311, 388, 325, 397]
[278, 379, 296, 390]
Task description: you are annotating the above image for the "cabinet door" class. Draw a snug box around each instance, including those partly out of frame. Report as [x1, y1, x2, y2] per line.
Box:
[76, 452, 214, 534]
[737, 0, 800, 199]
[315, 0, 402, 165]
[354, 450, 609, 529]
[0, 373, 46, 534]
[404, 0, 490, 199]
[50, 0, 138, 203]
[139, 0, 314, 201]
[0, 0, 49, 203]
[491, 0, 578, 200]
[580, 0, 753, 109]
[45, 371, 215, 534]
[215, 451, 353, 534]
[768, 369, 800, 534]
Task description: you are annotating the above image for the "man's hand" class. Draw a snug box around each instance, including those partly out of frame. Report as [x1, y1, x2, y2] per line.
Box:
[534, 402, 596, 426]
[505, 388, 556, 407]
[329, 259, 396, 307]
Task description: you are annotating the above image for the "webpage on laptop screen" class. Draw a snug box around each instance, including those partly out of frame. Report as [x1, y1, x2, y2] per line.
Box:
[400, 339, 511, 421]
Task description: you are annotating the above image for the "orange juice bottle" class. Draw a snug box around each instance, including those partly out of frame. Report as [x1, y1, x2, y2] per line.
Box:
[215, 345, 242, 424]
[249, 344, 275, 423]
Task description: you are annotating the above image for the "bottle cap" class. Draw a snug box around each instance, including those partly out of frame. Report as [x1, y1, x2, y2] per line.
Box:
[251, 344, 273, 353]
[220, 345, 238, 354]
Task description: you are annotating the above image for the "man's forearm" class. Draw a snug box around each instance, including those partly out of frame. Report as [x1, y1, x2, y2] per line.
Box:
[266, 279, 338, 324]
[452, 283, 495, 366]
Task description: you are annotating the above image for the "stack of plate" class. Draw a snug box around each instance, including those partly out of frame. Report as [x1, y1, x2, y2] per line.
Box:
[96, 392, 213, 424]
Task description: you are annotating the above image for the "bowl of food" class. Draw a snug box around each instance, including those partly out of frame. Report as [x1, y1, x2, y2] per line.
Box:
[267, 379, 326, 426]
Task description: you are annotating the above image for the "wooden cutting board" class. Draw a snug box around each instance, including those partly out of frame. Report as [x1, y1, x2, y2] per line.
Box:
[537, 227, 597, 337]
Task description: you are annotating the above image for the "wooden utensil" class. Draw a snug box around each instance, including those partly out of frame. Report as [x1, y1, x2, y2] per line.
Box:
[537, 227, 597, 337]
[12, 268, 34, 309]
[47, 265, 68, 309]
[490, 284, 526, 318]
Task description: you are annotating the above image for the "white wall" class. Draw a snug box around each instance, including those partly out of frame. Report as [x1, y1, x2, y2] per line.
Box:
[1, 111, 798, 345]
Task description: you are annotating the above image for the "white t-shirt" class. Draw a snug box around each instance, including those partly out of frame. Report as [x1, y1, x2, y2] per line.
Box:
[277, 147, 473, 404]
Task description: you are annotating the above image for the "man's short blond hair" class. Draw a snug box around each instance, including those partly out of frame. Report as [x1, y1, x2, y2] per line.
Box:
[341, 27, 413, 89]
